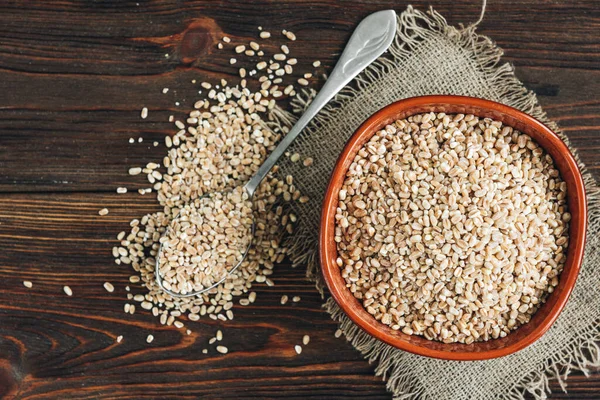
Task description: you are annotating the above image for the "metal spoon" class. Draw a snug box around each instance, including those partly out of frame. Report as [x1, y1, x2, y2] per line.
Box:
[156, 9, 397, 297]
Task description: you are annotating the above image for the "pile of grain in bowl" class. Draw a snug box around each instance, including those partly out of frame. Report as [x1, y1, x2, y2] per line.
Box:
[334, 112, 570, 344]
[158, 186, 254, 295]
[113, 86, 302, 327]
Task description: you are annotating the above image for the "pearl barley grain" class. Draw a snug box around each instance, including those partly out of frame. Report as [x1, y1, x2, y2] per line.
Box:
[335, 113, 570, 344]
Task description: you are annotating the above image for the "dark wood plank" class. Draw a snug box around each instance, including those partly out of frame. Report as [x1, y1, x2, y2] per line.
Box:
[0, 1, 599, 398]
[0, 192, 389, 399]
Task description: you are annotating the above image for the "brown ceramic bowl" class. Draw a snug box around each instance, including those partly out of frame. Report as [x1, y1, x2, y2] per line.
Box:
[320, 95, 587, 360]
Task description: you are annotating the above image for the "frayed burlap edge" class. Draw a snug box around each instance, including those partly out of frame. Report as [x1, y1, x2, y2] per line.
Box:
[271, 5, 600, 399]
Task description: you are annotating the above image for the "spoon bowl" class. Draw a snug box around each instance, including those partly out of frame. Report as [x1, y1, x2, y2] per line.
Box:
[155, 186, 255, 298]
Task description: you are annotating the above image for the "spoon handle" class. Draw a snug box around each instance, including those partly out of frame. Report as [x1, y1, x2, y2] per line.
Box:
[244, 9, 397, 196]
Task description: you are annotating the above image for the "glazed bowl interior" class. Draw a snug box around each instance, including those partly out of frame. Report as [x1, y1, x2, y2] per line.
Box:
[320, 95, 587, 360]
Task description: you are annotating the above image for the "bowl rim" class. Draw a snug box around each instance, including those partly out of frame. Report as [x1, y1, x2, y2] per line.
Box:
[319, 95, 587, 360]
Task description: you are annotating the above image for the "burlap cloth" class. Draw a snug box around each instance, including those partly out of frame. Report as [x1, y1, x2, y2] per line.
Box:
[274, 5, 600, 400]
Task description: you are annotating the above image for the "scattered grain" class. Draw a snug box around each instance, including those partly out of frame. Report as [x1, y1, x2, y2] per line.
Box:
[216, 345, 228, 354]
[104, 282, 115, 293]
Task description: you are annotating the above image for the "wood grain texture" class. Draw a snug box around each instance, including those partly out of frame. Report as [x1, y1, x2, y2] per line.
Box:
[0, 0, 598, 398]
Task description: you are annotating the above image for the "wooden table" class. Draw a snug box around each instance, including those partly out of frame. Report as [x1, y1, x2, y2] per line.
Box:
[0, 1, 598, 398]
